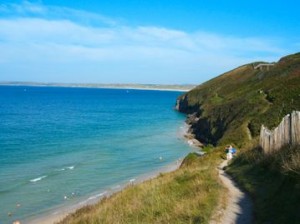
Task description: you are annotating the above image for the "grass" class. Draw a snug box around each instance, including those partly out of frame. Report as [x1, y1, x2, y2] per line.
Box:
[176, 52, 300, 223]
[226, 141, 300, 224]
[59, 52, 300, 223]
[177, 52, 300, 146]
[59, 151, 225, 224]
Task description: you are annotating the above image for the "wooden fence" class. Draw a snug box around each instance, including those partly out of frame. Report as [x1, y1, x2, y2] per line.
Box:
[260, 111, 300, 153]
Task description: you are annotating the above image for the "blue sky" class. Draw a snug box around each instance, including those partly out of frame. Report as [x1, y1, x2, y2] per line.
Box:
[0, 0, 299, 84]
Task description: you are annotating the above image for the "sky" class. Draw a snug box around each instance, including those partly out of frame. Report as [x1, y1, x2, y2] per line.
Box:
[0, 0, 299, 84]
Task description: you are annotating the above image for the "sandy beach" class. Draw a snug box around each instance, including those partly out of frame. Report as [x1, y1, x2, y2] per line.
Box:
[24, 158, 184, 224]
[26, 125, 200, 224]
[1, 88, 199, 224]
[0, 82, 195, 93]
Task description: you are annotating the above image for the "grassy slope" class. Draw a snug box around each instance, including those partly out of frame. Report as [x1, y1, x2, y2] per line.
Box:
[60, 151, 225, 224]
[60, 52, 300, 224]
[178, 52, 300, 223]
[179, 52, 300, 146]
[227, 143, 300, 224]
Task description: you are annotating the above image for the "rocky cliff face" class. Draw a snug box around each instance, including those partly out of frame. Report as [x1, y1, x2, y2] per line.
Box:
[176, 96, 227, 146]
[175, 95, 200, 114]
[176, 52, 300, 147]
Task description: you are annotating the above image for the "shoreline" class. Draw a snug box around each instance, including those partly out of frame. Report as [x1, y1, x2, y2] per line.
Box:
[25, 159, 184, 224]
[0, 83, 195, 92]
[24, 123, 201, 224]
[182, 123, 204, 148]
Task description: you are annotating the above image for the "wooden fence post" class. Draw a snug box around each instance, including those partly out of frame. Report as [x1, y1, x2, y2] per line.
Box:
[260, 111, 300, 153]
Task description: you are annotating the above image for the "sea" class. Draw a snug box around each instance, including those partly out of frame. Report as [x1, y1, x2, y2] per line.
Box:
[0, 86, 193, 224]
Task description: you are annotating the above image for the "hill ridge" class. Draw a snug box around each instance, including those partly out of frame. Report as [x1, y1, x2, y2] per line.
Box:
[176, 52, 300, 147]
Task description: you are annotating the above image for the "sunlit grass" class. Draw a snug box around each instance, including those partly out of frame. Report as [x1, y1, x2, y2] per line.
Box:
[59, 151, 225, 224]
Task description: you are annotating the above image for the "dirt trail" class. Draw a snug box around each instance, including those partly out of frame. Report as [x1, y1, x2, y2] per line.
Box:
[210, 160, 253, 224]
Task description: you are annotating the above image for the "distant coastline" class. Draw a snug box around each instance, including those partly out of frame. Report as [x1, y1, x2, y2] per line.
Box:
[0, 82, 195, 92]
[0, 86, 193, 224]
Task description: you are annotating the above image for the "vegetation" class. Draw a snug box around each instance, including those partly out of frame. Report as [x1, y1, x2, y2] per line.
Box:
[176, 52, 300, 223]
[59, 151, 225, 224]
[227, 142, 300, 224]
[60, 52, 300, 223]
[177, 52, 300, 146]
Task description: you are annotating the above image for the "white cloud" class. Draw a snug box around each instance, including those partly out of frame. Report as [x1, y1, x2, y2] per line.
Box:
[0, 1, 291, 84]
[0, 1, 117, 26]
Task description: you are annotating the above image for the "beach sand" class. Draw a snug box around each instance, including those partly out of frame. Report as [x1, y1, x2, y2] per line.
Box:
[24, 159, 183, 224]
[22, 124, 197, 224]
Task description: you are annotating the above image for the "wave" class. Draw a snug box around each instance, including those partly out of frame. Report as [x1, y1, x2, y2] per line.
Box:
[57, 165, 75, 171]
[78, 191, 108, 205]
[88, 192, 107, 201]
[30, 175, 47, 183]
[28, 165, 75, 184]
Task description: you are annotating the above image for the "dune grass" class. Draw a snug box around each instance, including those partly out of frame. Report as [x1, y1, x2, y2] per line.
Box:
[59, 151, 225, 224]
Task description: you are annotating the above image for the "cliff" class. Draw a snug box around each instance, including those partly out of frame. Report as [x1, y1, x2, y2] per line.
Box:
[176, 52, 300, 147]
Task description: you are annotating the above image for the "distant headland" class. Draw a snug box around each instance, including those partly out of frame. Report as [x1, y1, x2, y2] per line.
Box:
[0, 82, 196, 92]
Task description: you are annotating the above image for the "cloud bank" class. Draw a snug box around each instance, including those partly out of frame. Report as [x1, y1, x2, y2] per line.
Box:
[0, 1, 292, 84]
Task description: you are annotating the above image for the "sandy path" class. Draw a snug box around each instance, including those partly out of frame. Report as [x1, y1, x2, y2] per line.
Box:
[211, 160, 253, 224]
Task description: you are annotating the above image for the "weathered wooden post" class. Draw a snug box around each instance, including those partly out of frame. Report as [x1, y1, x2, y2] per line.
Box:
[291, 111, 300, 145]
[260, 111, 300, 153]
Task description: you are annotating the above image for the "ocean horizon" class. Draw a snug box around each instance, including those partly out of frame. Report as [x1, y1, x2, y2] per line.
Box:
[0, 86, 192, 223]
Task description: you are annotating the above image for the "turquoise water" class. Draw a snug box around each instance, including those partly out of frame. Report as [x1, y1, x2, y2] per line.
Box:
[0, 86, 191, 223]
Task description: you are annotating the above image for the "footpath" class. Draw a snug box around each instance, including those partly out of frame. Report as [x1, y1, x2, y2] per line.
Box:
[210, 160, 253, 224]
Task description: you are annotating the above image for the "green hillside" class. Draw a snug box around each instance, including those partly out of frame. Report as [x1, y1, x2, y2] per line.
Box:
[59, 53, 300, 224]
[177, 52, 300, 223]
[177, 52, 300, 147]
